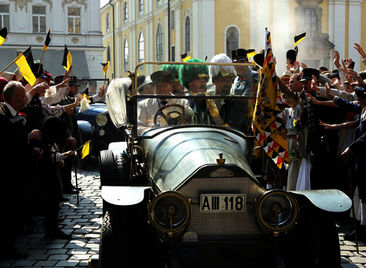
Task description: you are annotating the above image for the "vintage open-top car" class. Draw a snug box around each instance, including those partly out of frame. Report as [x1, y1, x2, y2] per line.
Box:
[97, 61, 352, 268]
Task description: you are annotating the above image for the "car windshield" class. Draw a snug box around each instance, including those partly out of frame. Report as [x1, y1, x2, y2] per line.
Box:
[133, 62, 256, 138]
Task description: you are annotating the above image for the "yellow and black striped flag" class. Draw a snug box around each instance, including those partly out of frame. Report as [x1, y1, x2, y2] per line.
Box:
[15, 47, 36, 86]
[42, 29, 51, 51]
[81, 140, 91, 159]
[0, 27, 7, 46]
[294, 32, 306, 47]
[181, 52, 191, 62]
[101, 61, 109, 73]
[62, 45, 72, 71]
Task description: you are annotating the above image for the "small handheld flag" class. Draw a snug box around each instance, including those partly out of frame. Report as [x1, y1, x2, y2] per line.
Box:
[101, 61, 109, 73]
[81, 140, 91, 159]
[62, 45, 72, 71]
[15, 47, 36, 86]
[0, 27, 7, 46]
[42, 29, 51, 51]
[246, 49, 257, 59]
[294, 32, 306, 48]
[181, 52, 191, 62]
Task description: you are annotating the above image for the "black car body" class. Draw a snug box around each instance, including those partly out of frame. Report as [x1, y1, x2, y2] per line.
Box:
[97, 62, 352, 268]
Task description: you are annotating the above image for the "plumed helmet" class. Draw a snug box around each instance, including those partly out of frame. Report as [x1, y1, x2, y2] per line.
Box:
[161, 64, 179, 81]
[209, 53, 236, 79]
[178, 58, 209, 89]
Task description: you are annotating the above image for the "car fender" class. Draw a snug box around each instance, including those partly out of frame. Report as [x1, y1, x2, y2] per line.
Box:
[290, 189, 352, 213]
[108, 141, 128, 154]
[102, 186, 151, 206]
[77, 120, 94, 142]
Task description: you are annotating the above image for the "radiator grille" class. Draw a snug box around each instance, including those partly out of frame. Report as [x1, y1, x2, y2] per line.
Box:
[179, 177, 264, 237]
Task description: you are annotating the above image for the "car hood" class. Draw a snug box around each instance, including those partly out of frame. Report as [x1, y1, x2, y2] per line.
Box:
[141, 127, 255, 191]
[77, 102, 107, 117]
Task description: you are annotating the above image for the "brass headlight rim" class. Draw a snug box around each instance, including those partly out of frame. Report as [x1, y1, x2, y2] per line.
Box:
[256, 190, 299, 232]
[96, 113, 108, 127]
[149, 191, 191, 234]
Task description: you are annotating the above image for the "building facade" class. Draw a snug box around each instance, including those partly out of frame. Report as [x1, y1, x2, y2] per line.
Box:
[101, 0, 366, 78]
[1, 0, 104, 79]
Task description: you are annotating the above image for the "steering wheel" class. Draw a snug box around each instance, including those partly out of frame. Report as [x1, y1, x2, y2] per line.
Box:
[153, 103, 185, 126]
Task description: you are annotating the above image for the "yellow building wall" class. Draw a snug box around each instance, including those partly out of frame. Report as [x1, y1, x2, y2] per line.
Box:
[362, 0, 366, 70]
[101, 6, 114, 79]
[319, 0, 328, 34]
[214, 0, 251, 55]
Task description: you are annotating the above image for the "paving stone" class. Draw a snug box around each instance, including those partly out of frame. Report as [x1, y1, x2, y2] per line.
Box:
[349, 256, 366, 263]
[48, 254, 69, 261]
[11, 260, 36, 267]
[55, 260, 79, 266]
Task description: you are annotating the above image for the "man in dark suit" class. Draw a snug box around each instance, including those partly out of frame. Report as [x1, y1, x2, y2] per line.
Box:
[0, 81, 42, 259]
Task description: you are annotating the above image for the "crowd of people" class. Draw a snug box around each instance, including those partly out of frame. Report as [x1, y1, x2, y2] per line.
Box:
[135, 44, 366, 242]
[0, 64, 106, 259]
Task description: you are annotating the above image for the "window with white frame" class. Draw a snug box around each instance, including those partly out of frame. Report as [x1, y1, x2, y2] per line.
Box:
[32, 6, 46, 33]
[68, 7, 81, 34]
[138, 0, 144, 16]
[124, 39, 129, 72]
[226, 26, 239, 58]
[170, 10, 175, 29]
[138, 32, 144, 63]
[107, 45, 111, 61]
[156, 24, 163, 61]
[123, 1, 128, 23]
[0, 5, 10, 30]
[184, 16, 190, 52]
[106, 13, 110, 32]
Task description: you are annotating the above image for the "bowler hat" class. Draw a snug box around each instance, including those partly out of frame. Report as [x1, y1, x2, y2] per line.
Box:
[151, 70, 175, 83]
[300, 68, 320, 82]
[232, 49, 248, 62]
[354, 86, 366, 98]
[54, 75, 64, 85]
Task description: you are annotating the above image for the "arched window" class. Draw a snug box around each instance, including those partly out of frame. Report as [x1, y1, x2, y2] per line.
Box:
[156, 24, 163, 61]
[124, 39, 129, 72]
[184, 16, 190, 52]
[226, 26, 239, 58]
[138, 32, 144, 63]
[138, 0, 143, 16]
[106, 13, 110, 32]
[123, 2, 128, 23]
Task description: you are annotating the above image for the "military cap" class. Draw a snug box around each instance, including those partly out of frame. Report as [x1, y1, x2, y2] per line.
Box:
[178, 58, 209, 89]
[354, 86, 366, 98]
[161, 65, 179, 80]
[151, 70, 175, 83]
[300, 68, 320, 82]
[231, 49, 248, 62]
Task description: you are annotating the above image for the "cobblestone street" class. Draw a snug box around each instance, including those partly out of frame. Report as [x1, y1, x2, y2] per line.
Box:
[0, 167, 365, 267]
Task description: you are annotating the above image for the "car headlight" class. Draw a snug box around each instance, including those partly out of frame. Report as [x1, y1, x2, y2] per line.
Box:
[149, 191, 191, 235]
[96, 114, 108, 127]
[256, 190, 298, 234]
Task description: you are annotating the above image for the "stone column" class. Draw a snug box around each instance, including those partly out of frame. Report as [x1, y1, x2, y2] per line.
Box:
[250, 0, 270, 51]
[328, 0, 346, 58]
[174, 4, 181, 61]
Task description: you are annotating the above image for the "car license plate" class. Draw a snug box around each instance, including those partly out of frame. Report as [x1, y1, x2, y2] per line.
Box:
[200, 194, 246, 213]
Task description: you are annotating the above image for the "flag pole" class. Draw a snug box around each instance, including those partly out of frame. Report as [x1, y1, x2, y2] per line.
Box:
[38, 49, 45, 74]
[0, 53, 23, 76]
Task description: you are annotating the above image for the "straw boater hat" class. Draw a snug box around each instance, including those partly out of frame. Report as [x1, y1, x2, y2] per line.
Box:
[178, 58, 209, 89]
[209, 53, 236, 81]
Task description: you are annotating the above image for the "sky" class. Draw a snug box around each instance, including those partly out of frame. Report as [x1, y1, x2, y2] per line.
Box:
[100, 0, 109, 8]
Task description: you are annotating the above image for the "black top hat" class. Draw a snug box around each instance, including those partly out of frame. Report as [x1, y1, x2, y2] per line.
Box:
[32, 62, 44, 78]
[354, 86, 366, 98]
[151, 70, 175, 83]
[69, 76, 80, 86]
[232, 49, 248, 62]
[54, 75, 65, 84]
[300, 68, 320, 82]
[253, 53, 264, 68]
[330, 69, 340, 79]
[286, 48, 298, 64]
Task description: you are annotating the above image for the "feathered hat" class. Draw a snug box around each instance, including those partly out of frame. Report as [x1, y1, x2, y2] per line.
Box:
[209, 53, 236, 80]
[178, 58, 209, 89]
[161, 64, 179, 81]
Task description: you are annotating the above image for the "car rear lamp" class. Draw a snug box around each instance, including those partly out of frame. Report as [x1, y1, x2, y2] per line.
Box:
[149, 191, 191, 235]
[255, 190, 298, 234]
[96, 114, 108, 127]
